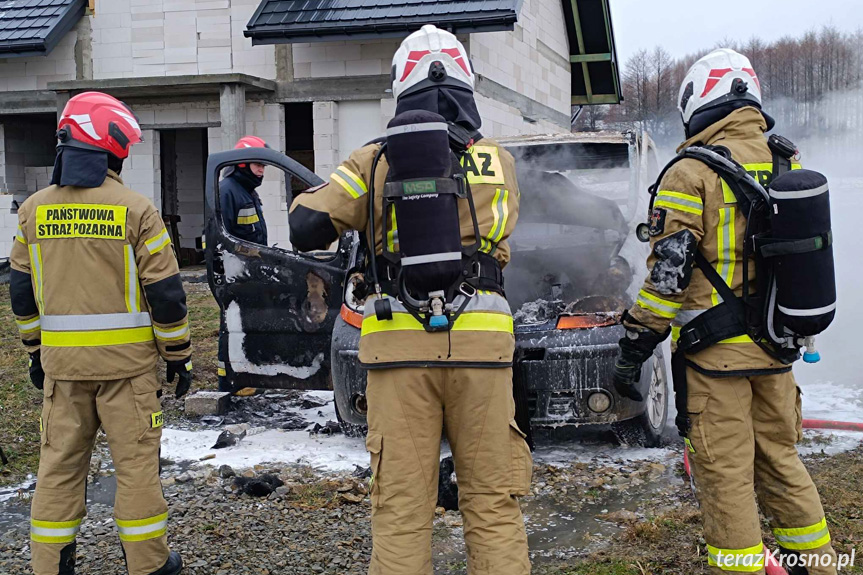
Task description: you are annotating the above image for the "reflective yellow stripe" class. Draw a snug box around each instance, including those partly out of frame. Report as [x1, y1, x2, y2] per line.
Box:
[707, 542, 765, 572]
[237, 214, 260, 225]
[30, 518, 81, 544]
[145, 229, 171, 255]
[489, 188, 510, 243]
[712, 207, 736, 306]
[332, 167, 368, 199]
[773, 518, 831, 550]
[16, 225, 26, 244]
[655, 190, 704, 216]
[387, 204, 398, 253]
[361, 312, 513, 336]
[217, 367, 227, 376]
[124, 244, 141, 314]
[29, 244, 43, 313]
[43, 326, 155, 347]
[116, 512, 168, 542]
[636, 290, 682, 319]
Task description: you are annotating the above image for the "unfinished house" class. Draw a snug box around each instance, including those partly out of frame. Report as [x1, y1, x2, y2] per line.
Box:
[0, 0, 621, 261]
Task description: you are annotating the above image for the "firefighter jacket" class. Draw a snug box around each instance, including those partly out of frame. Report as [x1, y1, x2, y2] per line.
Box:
[10, 171, 192, 380]
[290, 138, 520, 368]
[628, 107, 801, 374]
[220, 169, 268, 245]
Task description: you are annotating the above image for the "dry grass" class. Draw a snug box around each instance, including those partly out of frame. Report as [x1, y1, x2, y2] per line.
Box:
[0, 282, 222, 487]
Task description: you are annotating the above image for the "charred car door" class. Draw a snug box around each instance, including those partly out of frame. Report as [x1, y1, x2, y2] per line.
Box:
[205, 147, 351, 390]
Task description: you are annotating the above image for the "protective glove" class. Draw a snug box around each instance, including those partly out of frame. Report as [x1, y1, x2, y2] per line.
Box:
[28, 352, 44, 391]
[612, 312, 669, 402]
[166, 359, 193, 399]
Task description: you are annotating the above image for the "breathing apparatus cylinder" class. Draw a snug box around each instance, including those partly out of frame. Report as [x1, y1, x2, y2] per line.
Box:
[766, 169, 836, 358]
[383, 111, 464, 308]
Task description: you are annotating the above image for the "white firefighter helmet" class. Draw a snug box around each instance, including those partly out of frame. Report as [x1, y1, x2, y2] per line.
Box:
[678, 48, 762, 127]
[392, 24, 474, 100]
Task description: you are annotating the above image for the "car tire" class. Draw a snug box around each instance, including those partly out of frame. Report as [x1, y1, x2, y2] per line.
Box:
[612, 355, 668, 447]
[334, 398, 367, 438]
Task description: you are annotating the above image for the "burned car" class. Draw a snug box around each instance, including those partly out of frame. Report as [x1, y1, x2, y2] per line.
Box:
[205, 131, 667, 447]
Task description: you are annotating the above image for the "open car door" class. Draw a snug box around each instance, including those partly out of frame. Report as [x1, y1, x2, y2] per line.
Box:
[204, 147, 351, 390]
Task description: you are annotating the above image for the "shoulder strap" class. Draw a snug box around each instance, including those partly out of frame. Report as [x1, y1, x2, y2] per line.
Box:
[694, 251, 744, 314]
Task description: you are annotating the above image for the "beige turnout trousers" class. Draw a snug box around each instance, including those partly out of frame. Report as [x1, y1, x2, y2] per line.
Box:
[365, 367, 532, 575]
[31, 372, 169, 575]
[686, 368, 837, 574]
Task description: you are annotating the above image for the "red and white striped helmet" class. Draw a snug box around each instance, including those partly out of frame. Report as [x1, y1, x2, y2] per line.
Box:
[678, 48, 762, 127]
[57, 92, 143, 159]
[392, 24, 474, 100]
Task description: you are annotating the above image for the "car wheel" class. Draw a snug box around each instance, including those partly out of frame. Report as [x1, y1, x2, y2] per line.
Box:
[334, 398, 367, 438]
[612, 356, 668, 447]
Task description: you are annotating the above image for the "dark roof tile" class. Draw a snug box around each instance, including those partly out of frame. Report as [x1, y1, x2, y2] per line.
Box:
[0, 0, 85, 57]
[245, 0, 520, 44]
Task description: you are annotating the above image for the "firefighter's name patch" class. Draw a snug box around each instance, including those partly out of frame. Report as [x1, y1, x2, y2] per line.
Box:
[35, 204, 127, 240]
[461, 146, 506, 185]
[151, 411, 164, 428]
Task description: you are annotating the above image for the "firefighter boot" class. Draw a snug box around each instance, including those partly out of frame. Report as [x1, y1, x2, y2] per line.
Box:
[148, 551, 183, 575]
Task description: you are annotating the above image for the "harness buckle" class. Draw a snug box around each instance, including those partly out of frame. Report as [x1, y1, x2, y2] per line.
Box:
[459, 282, 477, 298]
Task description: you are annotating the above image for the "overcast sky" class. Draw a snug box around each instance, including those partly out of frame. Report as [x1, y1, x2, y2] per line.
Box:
[610, 0, 863, 64]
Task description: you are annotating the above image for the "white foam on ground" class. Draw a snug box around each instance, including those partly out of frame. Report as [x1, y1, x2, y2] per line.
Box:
[0, 478, 33, 503]
[161, 392, 369, 473]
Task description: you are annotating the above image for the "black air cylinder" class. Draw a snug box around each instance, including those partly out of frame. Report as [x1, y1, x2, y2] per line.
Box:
[769, 169, 836, 336]
[385, 110, 463, 295]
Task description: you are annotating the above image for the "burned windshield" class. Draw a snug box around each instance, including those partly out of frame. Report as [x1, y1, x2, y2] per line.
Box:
[505, 151, 633, 322]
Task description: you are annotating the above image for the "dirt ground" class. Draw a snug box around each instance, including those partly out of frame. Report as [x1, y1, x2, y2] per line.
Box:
[2, 282, 862, 574]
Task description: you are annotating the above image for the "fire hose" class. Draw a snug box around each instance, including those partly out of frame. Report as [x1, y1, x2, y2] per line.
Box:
[682, 418, 863, 575]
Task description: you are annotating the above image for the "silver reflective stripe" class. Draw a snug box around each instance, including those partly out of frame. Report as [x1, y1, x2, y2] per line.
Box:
[386, 122, 449, 136]
[778, 302, 836, 317]
[42, 312, 153, 332]
[117, 518, 168, 537]
[218, 361, 225, 369]
[673, 309, 707, 326]
[30, 525, 80, 538]
[17, 317, 41, 331]
[774, 526, 830, 544]
[154, 323, 189, 339]
[334, 167, 367, 198]
[770, 183, 829, 200]
[237, 208, 257, 217]
[401, 252, 462, 266]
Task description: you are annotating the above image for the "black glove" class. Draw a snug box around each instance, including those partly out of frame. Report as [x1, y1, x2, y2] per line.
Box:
[28, 352, 44, 391]
[613, 312, 669, 402]
[166, 359, 193, 399]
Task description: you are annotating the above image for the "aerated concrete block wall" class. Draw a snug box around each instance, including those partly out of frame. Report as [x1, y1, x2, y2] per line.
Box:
[292, 39, 400, 79]
[0, 23, 79, 91]
[92, 0, 275, 79]
[470, 0, 571, 116]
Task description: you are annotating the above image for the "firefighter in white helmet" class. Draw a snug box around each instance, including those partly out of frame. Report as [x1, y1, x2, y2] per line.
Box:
[289, 24, 530, 575]
[614, 49, 838, 574]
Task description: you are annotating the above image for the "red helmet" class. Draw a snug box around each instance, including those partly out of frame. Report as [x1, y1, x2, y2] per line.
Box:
[234, 136, 270, 168]
[57, 92, 143, 160]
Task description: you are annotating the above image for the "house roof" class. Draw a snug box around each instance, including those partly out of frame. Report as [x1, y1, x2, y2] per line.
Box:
[0, 0, 86, 58]
[245, 0, 522, 45]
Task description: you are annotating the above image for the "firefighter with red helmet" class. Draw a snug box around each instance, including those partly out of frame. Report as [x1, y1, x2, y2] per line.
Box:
[216, 136, 270, 394]
[10, 92, 190, 575]
[220, 136, 270, 246]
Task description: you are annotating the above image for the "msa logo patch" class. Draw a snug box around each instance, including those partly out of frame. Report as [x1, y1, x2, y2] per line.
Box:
[403, 180, 437, 195]
[151, 411, 164, 428]
[461, 146, 505, 185]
